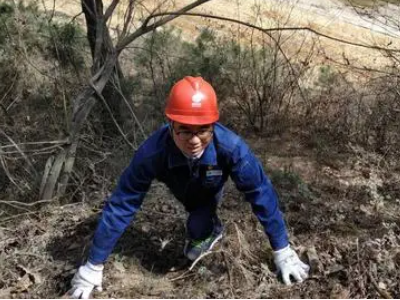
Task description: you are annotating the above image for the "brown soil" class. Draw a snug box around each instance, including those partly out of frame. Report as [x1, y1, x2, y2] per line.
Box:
[1, 132, 399, 298]
[2, 1, 399, 298]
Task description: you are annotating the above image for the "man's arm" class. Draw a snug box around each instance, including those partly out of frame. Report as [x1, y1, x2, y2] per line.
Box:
[89, 150, 156, 264]
[69, 148, 157, 299]
[229, 142, 289, 250]
[229, 140, 309, 285]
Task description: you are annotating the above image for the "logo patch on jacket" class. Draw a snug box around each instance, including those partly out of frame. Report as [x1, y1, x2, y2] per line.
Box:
[206, 170, 223, 177]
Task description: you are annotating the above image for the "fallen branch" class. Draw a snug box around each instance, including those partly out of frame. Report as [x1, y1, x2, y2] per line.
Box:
[0, 199, 55, 208]
[222, 251, 235, 297]
[0, 128, 37, 176]
[368, 271, 392, 299]
[0, 139, 69, 149]
[189, 250, 218, 271]
[168, 250, 220, 281]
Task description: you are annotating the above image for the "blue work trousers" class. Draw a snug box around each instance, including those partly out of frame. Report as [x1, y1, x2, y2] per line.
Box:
[186, 201, 223, 240]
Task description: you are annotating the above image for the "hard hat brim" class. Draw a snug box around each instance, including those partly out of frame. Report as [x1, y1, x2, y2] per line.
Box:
[166, 113, 219, 125]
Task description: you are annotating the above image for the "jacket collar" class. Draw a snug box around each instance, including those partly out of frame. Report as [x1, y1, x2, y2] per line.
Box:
[167, 137, 218, 168]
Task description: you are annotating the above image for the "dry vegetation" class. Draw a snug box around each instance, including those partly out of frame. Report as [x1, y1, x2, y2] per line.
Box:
[1, 0, 400, 298]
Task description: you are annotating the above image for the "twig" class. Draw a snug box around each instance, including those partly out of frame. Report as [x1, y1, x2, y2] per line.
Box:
[88, 80, 136, 150]
[0, 199, 55, 207]
[222, 251, 235, 297]
[117, 0, 211, 50]
[0, 139, 69, 149]
[0, 226, 17, 232]
[0, 72, 18, 105]
[14, 250, 50, 262]
[0, 129, 37, 176]
[0, 211, 38, 224]
[0, 153, 22, 191]
[168, 250, 220, 281]
[368, 271, 392, 299]
[234, 223, 243, 258]
[1, 144, 63, 154]
[189, 250, 218, 271]
[168, 272, 195, 282]
[111, 76, 147, 140]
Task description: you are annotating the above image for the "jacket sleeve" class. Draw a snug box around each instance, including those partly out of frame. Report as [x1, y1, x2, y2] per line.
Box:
[229, 141, 289, 251]
[88, 148, 157, 264]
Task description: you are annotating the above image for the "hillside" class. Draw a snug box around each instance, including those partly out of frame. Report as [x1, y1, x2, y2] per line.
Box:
[1, 0, 400, 299]
[42, 0, 400, 69]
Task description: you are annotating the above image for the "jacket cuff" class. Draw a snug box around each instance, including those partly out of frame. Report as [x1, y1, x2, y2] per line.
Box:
[273, 244, 290, 255]
[88, 244, 110, 265]
[86, 261, 104, 271]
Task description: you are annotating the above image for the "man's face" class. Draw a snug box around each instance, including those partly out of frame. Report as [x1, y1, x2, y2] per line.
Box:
[171, 121, 214, 157]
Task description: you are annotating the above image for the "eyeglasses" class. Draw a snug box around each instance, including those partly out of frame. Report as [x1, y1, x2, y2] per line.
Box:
[173, 128, 214, 141]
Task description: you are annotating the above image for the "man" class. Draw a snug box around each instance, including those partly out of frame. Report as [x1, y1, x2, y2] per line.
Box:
[70, 76, 309, 299]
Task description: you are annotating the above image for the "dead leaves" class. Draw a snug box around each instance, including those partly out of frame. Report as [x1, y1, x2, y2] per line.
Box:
[0, 264, 42, 298]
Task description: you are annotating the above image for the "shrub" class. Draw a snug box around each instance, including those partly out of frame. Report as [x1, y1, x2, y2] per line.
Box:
[129, 26, 299, 134]
[130, 27, 230, 128]
[47, 21, 86, 69]
[0, 1, 89, 208]
[269, 168, 314, 202]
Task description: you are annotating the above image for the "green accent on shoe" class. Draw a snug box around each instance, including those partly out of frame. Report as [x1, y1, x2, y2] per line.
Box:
[184, 232, 223, 260]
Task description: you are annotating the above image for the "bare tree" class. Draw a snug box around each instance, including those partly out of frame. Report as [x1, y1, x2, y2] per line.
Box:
[39, 0, 211, 201]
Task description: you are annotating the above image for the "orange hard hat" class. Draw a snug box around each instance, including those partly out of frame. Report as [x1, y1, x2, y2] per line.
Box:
[165, 76, 219, 125]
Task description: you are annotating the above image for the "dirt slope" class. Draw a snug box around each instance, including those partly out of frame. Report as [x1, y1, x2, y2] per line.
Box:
[1, 132, 400, 298]
[2, 1, 399, 299]
[41, 0, 400, 70]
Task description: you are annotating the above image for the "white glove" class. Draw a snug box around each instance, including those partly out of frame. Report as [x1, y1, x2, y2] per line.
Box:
[70, 262, 104, 299]
[273, 245, 309, 285]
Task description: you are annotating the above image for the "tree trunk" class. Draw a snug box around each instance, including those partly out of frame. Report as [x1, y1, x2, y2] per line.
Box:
[82, 0, 125, 136]
[39, 0, 212, 201]
[39, 52, 118, 200]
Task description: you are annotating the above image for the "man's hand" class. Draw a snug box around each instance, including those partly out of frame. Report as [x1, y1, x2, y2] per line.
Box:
[273, 245, 309, 285]
[69, 262, 104, 299]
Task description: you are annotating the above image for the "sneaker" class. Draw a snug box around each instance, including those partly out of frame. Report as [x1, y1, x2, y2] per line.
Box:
[184, 231, 223, 261]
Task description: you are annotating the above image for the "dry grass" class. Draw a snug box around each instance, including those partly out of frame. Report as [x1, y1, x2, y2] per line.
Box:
[1, 136, 400, 298]
[37, 0, 400, 72]
[1, 1, 400, 298]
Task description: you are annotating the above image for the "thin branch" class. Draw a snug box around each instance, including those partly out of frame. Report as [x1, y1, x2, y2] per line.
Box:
[0, 19, 53, 78]
[0, 72, 18, 105]
[147, 12, 400, 53]
[88, 80, 136, 150]
[368, 268, 392, 298]
[117, 0, 211, 51]
[0, 199, 55, 208]
[1, 145, 63, 154]
[0, 129, 37, 175]
[168, 250, 220, 282]
[104, 0, 120, 22]
[189, 250, 219, 271]
[71, 11, 84, 23]
[121, 0, 135, 38]
[110, 76, 148, 140]
[0, 139, 69, 149]
[0, 154, 21, 191]
[93, 1, 105, 70]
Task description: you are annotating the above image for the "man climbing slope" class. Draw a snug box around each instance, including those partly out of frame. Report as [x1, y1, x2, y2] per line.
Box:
[70, 76, 309, 298]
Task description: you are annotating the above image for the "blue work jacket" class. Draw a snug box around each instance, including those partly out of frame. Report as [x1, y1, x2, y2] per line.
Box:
[89, 123, 289, 264]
